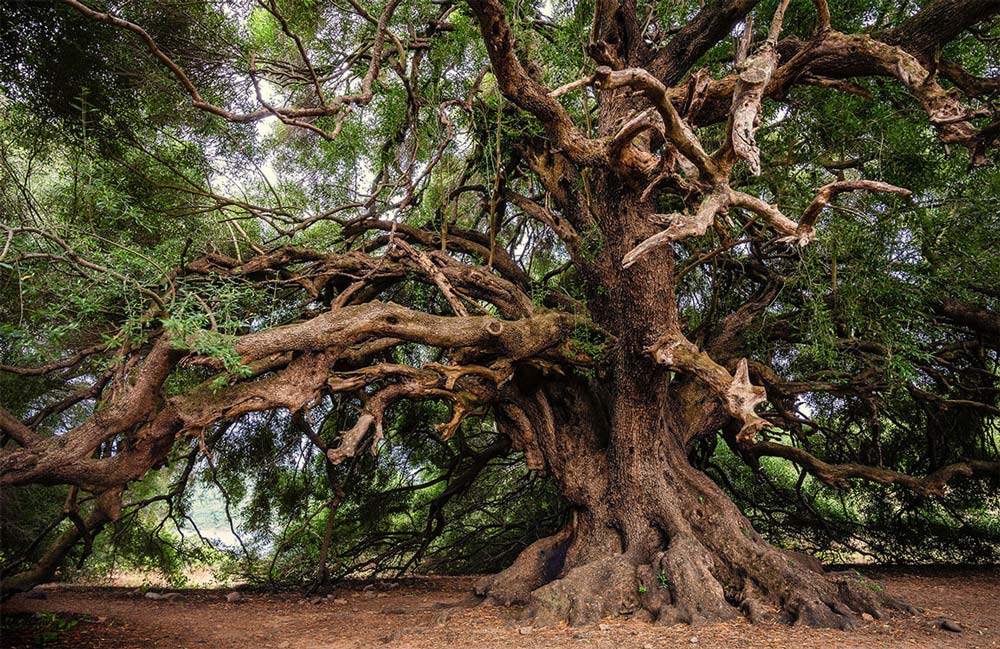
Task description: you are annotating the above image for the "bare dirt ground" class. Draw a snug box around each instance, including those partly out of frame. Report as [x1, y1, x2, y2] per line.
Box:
[2, 566, 998, 648]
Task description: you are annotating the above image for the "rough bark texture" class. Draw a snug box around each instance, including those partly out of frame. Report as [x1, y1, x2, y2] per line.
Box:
[481, 370, 915, 628]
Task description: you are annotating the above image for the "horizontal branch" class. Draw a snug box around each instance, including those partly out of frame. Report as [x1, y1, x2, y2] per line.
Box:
[746, 441, 1000, 496]
[0, 299, 577, 486]
[228, 301, 573, 368]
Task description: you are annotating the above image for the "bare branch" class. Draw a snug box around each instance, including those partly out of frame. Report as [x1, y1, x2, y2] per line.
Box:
[63, 0, 403, 139]
[622, 191, 727, 268]
[797, 181, 912, 233]
[393, 239, 470, 317]
[722, 0, 790, 175]
[594, 66, 719, 179]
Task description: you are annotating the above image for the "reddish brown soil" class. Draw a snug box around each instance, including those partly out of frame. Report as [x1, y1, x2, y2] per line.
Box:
[2, 567, 997, 648]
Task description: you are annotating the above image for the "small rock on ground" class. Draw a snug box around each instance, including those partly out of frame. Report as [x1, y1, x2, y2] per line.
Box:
[226, 592, 243, 603]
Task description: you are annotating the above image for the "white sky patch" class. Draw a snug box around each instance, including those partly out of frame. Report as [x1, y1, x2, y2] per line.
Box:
[539, 0, 555, 20]
[765, 104, 792, 127]
[184, 484, 243, 547]
[253, 78, 281, 141]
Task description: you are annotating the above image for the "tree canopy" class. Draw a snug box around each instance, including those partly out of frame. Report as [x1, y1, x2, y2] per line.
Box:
[1, 0, 998, 628]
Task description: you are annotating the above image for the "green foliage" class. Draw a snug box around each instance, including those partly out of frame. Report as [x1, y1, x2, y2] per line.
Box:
[0, 0, 996, 590]
[709, 442, 1000, 564]
[31, 612, 81, 646]
[0, 485, 69, 573]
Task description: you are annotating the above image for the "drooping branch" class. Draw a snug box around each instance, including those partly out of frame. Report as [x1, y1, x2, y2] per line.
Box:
[325, 362, 510, 464]
[393, 238, 470, 317]
[0, 341, 107, 377]
[721, 0, 791, 175]
[184, 243, 534, 317]
[505, 190, 584, 260]
[1, 221, 577, 488]
[1, 490, 122, 596]
[341, 219, 531, 289]
[743, 441, 1000, 496]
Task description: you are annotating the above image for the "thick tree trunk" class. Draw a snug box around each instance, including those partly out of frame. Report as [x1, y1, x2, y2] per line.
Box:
[477, 174, 911, 628]
[480, 380, 911, 627]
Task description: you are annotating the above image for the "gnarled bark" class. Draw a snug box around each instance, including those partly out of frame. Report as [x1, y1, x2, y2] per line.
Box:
[480, 381, 913, 628]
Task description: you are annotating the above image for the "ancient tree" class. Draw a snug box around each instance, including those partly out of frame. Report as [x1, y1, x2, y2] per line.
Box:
[1, 0, 999, 628]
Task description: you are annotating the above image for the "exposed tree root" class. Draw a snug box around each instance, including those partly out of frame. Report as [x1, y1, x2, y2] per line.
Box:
[527, 555, 640, 626]
[473, 526, 571, 606]
[478, 521, 914, 630]
[651, 535, 738, 625]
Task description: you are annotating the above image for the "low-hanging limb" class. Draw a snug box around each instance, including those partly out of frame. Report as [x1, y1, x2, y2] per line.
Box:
[1, 489, 122, 596]
[739, 440, 1000, 497]
[1, 298, 576, 487]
